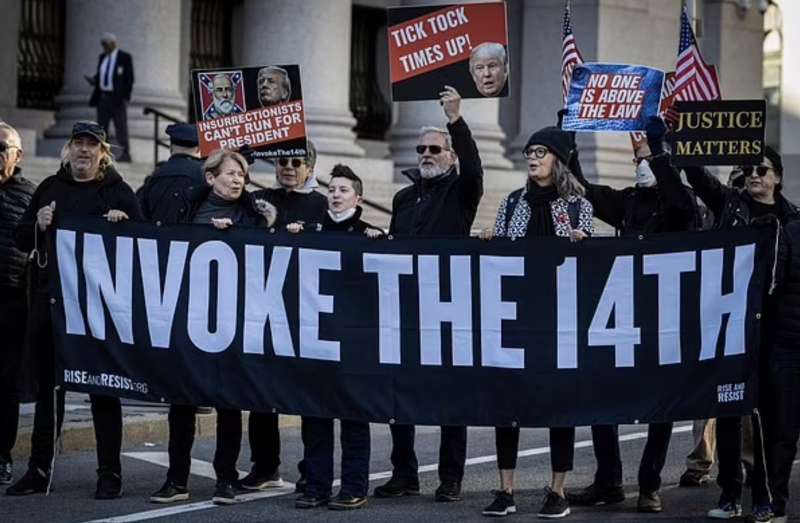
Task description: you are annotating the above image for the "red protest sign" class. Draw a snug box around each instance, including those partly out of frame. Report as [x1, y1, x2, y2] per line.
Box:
[388, 2, 509, 101]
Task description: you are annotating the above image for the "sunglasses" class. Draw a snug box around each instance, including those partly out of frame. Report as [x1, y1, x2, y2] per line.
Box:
[278, 158, 305, 168]
[523, 146, 549, 160]
[740, 165, 773, 177]
[0, 142, 18, 154]
[416, 145, 447, 155]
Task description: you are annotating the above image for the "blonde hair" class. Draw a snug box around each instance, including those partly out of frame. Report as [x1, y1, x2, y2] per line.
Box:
[59, 137, 115, 180]
[203, 149, 249, 178]
[552, 157, 585, 199]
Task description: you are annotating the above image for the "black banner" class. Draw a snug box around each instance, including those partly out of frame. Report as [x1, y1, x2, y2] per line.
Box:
[669, 99, 766, 167]
[51, 217, 770, 427]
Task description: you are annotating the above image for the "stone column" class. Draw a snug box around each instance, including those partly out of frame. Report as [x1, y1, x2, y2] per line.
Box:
[40, 0, 187, 162]
[388, 0, 512, 174]
[241, 0, 364, 157]
[0, 1, 21, 113]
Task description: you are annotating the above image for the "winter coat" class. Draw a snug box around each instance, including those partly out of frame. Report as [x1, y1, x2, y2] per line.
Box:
[15, 164, 142, 291]
[578, 155, 696, 234]
[251, 186, 327, 227]
[389, 117, 483, 236]
[321, 206, 382, 235]
[493, 189, 594, 239]
[137, 153, 204, 224]
[684, 165, 800, 229]
[0, 170, 35, 288]
[182, 185, 272, 228]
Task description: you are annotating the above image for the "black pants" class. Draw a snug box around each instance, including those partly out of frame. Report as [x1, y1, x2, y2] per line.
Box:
[389, 424, 466, 483]
[495, 427, 574, 473]
[0, 287, 26, 463]
[589, 425, 623, 488]
[716, 414, 770, 506]
[304, 417, 370, 498]
[638, 422, 673, 493]
[761, 349, 800, 516]
[167, 405, 241, 484]
[97, 93, 129, 154]
[247, 411, 281, 475]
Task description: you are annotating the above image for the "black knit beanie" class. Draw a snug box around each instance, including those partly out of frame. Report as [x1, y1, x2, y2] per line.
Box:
[523, 126, 574, 165]
[765, 145, 783, 178]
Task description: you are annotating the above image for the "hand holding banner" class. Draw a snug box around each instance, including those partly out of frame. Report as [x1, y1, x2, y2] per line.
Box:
[563, 63, 664, 132]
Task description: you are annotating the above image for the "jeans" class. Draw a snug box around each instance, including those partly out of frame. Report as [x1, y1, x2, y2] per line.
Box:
[389, 424, 466, 483]
[167, 405, 241, 484]
[304, 417, 370, 497]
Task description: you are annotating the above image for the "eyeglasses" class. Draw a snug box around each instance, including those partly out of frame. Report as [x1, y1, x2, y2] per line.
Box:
[523, 146, 549, 159]
[416, 145, 447, 155]
[739, 165, 773, 177]
[278, 158, 305, 168]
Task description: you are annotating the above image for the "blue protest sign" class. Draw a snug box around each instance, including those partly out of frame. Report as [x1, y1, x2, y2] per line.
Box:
[562, 63, 664, 132]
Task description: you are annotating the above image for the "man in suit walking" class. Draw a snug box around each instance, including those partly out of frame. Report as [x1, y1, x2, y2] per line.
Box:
[87, 33, 134, 162]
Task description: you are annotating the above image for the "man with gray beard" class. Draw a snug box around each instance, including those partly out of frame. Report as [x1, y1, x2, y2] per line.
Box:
[374, 85, 483, 502]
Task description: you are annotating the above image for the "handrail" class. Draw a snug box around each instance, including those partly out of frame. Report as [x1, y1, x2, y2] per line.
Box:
[141, 107, 392, 216]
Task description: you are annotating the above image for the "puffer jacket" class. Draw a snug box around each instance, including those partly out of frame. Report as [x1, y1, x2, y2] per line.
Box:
[137, 153, 204, 224]
[0, 169, 35, 288]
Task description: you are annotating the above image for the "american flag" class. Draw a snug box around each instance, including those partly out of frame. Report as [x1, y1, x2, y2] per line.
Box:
[561, 0, 583, 106]
[669, 5, 720, 102]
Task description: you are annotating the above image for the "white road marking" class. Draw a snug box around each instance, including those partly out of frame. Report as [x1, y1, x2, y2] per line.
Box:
[84, 423, 693, 523]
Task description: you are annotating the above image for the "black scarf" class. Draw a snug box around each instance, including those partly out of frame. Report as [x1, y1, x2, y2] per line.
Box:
[524, 182, 559, 237]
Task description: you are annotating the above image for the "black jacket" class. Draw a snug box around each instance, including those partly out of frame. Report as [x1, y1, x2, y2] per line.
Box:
[0, 170, 35, 288]
[251, 187, 327, 227]
[389, 117, 483, 236]
[321, 206, 381, 234]
[182, 185, 269, 228]
[773, 219, 800, 351]
[15, 164, 142, 289]
[576, 154, 696, 234]
[685, 165, 800, 229]
[138, 153, 204, 224]
[89, 49, 134, 106]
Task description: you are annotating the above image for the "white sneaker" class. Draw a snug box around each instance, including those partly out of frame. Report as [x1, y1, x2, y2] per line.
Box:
[707, 501, 743, 519]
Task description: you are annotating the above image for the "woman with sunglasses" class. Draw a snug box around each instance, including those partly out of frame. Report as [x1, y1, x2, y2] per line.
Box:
[244, 140, 327, 495]
[682, 140, 799, 523]
[480, 126, 593, 519]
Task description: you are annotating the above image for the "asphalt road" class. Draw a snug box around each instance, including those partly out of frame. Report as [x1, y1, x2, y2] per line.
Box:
[1, 422, 798, 522]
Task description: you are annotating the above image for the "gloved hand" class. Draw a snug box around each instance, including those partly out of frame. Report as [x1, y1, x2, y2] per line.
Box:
[238, 144, 256, 165]
[556, 108, 577, 149]
[645, 116, 667, 155]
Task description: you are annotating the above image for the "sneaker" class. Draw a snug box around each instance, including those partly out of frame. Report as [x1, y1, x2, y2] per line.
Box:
[95, 471, 123, 500]
[680, 469, 711, 487]
[435, 480, 462, 502]
[328, 493, 368, 510]
[212, 481, 237, 505]
[373, 475, 421, 498]
[567, 483, 625, 506]
[240, 468, 284, 490]
[744, 505, 773, 523]
[483, 490, 517, 517]
[0, 461, 12, 485]
[637, 491, 663, 513]
[537, 487, 570, 519]
[295, 493, 330, 508]
[150, 479, 189, 503]
[294, 474, 307, 494]
[708, 500, 743, 519]
[5, 467, 49, 496]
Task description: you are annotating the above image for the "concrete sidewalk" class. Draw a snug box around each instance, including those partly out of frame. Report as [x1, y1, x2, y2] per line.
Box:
[11, 392, 300, 461]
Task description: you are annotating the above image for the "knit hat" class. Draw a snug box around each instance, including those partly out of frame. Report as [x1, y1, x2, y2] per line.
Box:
[765, 145, 783, 178]
[523, 126, 574, 165]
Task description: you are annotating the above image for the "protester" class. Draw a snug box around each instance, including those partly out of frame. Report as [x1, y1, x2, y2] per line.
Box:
[0, 123, 35, 486]
[243, 140, 327, 494]
[683, 139, 798, 522]
[567, 116, 695, 513]
[137, 123, 204, 224]
[373, 85, 483, 503]
[479, 125, 592, 519]
[289, 165, 381, 511]
[8, 121, 141, 499]
[149, 148, 275, 506]
[87, 33, 134, 162]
